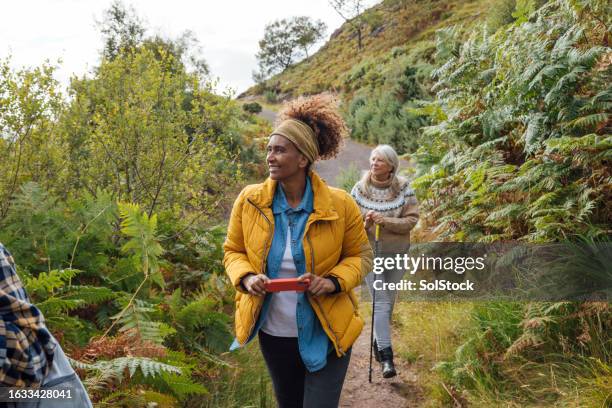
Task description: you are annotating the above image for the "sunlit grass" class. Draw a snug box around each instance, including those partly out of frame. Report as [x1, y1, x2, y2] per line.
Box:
[383, 300, 611, 407]
[197, 339, 274, 408]
[392, 301, 473, 407]
[245, 0, 490, 98]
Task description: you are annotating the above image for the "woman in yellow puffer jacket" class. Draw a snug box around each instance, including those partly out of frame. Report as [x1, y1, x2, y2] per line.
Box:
[223, 95, 372, 408]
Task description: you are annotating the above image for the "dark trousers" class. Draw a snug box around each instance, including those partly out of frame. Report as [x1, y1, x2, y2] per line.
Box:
[258, 330, 351, 408]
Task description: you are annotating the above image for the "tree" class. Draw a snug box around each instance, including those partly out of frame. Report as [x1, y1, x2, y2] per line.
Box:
[0, 59, 65, 218]
[254, 16, 327, 80]
[61, 46, 240, 216]
[97, 0, 146, 60]
[292, 16, 327, 58]
[329, 0, 379, 51]
[256, 19, 298, 77]
[97, 2, 209, 79]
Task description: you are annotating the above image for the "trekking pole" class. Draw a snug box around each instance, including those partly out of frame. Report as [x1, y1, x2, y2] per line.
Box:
[368, 224, 381, 383]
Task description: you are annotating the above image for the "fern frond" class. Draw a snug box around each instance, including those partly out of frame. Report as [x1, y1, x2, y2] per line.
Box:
[81, 356, 182, 387]
[64, 285, 117, 305]
[112, 299, 176, 344]
[118, 202, 164, 279]
[25, 268, 81, 297]
[567, 113, 609, 130]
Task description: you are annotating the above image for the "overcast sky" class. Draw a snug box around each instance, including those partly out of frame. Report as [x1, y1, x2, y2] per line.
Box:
[0, 0, 347, 96]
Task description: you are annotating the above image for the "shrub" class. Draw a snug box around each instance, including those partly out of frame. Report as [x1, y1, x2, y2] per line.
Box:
[242, 102, 263, 114]
[413, 0, 611, 241]
[410, 1, 612, 404]
[264, 90, 278, 103]
[0, 186, 237, 404]
[345, 58, 430, 154]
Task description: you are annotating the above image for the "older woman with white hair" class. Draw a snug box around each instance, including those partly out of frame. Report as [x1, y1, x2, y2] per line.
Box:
[350, 144, 419, 378]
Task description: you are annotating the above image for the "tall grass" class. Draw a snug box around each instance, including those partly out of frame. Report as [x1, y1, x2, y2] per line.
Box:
[392, 301, 474, 407]
[197, 340, 275, 408]
[392, 300, 611, 407]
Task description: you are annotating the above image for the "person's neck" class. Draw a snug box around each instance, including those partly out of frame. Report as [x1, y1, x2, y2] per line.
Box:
[280, 172, 307, 208]
[370, 173, 392, 189]
[372, 173, 389, 182]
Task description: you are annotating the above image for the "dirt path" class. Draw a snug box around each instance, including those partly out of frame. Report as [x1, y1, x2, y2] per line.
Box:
[340, 319, 423, 408]
[257, 108, 422, 407]
[258, 108, 277, 123]
[313, 138, 372, 187]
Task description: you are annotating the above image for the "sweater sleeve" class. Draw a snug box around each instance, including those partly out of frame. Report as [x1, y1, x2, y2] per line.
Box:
[382, 193, 419, 234]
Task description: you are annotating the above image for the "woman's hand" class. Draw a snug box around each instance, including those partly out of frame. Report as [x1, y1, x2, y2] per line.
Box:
[298, 273, 335, 297]
[364, 210, 374, 229]
[365, 210, 384, 229]
[242, 273, 270, 296]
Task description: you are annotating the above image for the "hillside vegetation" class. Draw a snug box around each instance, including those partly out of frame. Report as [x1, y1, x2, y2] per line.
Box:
[245, 0, 488, 98]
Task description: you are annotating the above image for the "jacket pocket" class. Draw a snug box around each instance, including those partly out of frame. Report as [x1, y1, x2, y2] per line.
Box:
[327, 293, 357, 334]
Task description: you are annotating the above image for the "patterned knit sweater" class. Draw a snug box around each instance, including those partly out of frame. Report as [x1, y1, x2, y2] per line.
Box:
[351, 174, 419, 254]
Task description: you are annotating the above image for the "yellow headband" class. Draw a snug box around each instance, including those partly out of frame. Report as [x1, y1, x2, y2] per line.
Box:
[271, 119, 319, 163]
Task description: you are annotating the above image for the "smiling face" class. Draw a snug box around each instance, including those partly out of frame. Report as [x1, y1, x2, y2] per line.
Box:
[266, 134, 309, 181]
[370, 153, 393, 180]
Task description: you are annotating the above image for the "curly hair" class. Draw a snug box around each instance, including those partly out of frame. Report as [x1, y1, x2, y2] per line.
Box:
[275, 94, 347, 160]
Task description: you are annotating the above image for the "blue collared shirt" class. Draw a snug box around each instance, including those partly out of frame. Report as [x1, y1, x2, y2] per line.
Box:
[230, 176, 331, 372]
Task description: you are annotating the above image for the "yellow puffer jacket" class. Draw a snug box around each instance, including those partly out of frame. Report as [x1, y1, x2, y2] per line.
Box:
[223, 170, 373, 357]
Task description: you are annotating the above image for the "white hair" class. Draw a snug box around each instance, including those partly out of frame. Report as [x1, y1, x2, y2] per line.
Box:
[370, 144, 400, 178]
[359, 144, 402, 195]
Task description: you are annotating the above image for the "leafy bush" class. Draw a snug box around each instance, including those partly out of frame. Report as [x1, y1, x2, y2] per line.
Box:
[0, 184, 240, 405]
[345, 56, 430, 153]
[242, 101, 263, 114]
[62, 46, 244, 216]
[0, 59, 64, 219]
[0, 26, 277, 220]
[264, 90, 279, 103]
[413, 0, 611, 242]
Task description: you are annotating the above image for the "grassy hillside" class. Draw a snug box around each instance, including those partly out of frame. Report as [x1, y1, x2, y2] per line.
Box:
[244, 0, 488, 98]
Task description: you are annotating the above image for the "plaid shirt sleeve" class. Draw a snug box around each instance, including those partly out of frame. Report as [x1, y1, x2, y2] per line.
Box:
[0, 243, 57, 387]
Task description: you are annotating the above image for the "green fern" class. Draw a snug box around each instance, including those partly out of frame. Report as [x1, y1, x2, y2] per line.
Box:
[24, 268, 80, 297]
[63, 285, 117, 305]
[175, 297, 232, 353]
[412, 0, 610, 243]
[111, 299, 176, 344]
[77, 356, 182, 387]
[119, 202, 164, 285]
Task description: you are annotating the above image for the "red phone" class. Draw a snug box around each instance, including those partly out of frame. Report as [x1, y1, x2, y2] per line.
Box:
[265, 278, 310, 292]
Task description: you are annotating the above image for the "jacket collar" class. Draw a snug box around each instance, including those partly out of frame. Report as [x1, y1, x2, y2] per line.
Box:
[272, 175, 313, 215]
[247, 170, 338, 221]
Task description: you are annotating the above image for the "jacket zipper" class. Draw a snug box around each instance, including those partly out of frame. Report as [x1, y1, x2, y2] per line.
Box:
[243, 198, 273, 344]
[306, 233, 345, 356]
[247, 199, 273, 275]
